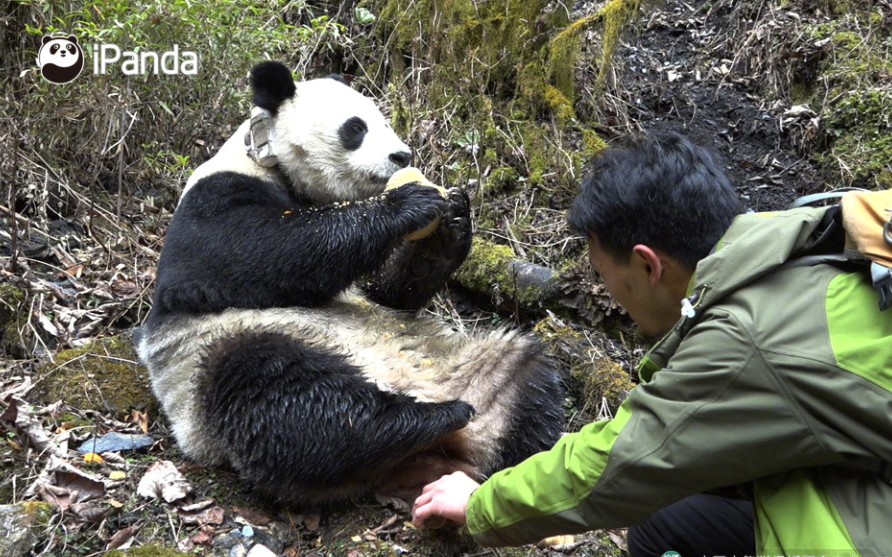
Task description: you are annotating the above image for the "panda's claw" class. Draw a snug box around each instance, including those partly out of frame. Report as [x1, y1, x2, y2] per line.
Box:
[385, 183, 448, 235]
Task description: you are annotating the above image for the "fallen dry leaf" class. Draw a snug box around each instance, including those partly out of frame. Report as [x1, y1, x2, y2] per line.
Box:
[130, 409, 150, 433]
[179, 504, 225, 526]
[137, 460, 192, 503]
[106, 526, 136, 551]
[72, 501, 107, 522]
[1, 396, 67, 459]
[233, 505, 272, 526]
[38, 466, 107, 511]
[84, 452, 105, 465]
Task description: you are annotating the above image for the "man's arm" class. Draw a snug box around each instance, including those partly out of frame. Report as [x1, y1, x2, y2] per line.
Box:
[460, 309, 842, 546]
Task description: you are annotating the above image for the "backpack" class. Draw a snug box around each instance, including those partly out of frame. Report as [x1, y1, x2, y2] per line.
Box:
[791, 189, 892, 311]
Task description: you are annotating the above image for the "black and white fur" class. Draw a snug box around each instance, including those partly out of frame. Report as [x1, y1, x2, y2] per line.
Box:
[135, 61, 564, 507]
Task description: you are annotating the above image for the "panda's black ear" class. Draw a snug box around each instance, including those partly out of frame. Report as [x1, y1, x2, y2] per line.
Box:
[42, 35, 52, 45]
[250, 61, 297, 114]
[67, 35, 78, 44]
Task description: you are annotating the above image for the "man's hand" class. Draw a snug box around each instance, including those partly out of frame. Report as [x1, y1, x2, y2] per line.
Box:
[412, 471, 480, 528]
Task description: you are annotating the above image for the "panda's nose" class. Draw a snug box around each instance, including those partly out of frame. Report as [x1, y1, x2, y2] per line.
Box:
[389, 151, 412, 168]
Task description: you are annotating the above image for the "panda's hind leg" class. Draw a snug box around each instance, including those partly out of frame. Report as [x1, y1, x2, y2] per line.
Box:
[444, 333, 566, 475]
[197, 329, 475, 506]
[494, 350, 566, 469]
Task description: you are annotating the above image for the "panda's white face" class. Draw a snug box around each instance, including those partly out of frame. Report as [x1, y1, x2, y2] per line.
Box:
[39, 38, 82, 68]
[273, 78, 412, 204]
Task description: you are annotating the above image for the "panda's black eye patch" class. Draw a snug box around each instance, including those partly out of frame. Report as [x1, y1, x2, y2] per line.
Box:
[51, 44, 60, 54]
[338, 117, 368, 151]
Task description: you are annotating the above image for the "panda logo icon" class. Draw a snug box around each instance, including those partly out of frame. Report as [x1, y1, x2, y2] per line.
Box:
[37, 35, 84, 84]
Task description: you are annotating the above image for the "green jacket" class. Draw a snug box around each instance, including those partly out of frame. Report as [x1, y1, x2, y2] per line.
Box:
[467, 207, 892, 556]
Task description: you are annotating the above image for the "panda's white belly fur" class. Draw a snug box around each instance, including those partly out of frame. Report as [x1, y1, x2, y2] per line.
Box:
[137, 288, 526, 473]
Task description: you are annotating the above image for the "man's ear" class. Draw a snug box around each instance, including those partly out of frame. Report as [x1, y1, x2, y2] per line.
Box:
[632, 244, 664, 287]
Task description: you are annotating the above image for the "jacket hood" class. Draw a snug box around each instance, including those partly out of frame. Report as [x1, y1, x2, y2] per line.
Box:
[639, 205, 833, 381]
[693, 206, 832, 311]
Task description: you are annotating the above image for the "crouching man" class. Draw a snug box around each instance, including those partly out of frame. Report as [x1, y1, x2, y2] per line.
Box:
[414, 132, 892, 557]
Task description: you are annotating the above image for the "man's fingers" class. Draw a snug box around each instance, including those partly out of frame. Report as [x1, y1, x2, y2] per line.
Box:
[412, 501, 433, 526]
[421, 479, 439, 494]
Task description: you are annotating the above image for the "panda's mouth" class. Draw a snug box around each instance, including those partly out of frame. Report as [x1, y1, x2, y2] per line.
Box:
[368, 171, 392, 189]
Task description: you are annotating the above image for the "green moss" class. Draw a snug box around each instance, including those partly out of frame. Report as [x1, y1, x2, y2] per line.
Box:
[486, 166, 519, 195]
[582, 128, 609, 162]
[533, 315, 634, 414]
[544, 85, 575, 123]
[371, 0, 645, 198]
[19, 501, 54, 524]
[387, 82, 412, 139]
[518, 123, 550, 186]
[106, 546, 190, 557]
[820, 87, 892, 189]
[548, 14, 597, 106]
[575, 358, 635, 412]
[516, 60, 550, 114]
[548, 0, 643, 100]
[454, 238, 517, 305]
[800, 10, 892, 190]
[377, 0, 558, 103]
[598, 0, 644, 88]
[33, 334, 158, 419]
[454, 238, 559, 308]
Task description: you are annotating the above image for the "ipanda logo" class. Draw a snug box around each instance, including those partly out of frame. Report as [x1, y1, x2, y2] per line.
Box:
[37, 34, 199, 84]
[37, 35, 84, 84]
[92, 44, 199, 76]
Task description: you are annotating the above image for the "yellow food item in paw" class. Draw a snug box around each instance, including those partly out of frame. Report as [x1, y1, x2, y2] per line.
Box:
[385, 167, 447, 240]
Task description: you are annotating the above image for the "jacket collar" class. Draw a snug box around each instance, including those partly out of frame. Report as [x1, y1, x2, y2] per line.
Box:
[637, 206, 832, 382]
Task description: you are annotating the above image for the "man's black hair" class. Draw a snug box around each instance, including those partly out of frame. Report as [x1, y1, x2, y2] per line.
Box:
[567, 132, 745, 269]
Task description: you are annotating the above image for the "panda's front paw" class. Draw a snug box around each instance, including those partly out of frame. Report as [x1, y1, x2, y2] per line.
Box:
[441, 188, 471, 236]
[425, 188, 471, 258]
[445, 187, 470, 219]
[385, 183, 447, 236]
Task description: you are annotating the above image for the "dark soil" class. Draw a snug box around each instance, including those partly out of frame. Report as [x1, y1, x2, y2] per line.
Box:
[610, 1, 827, 212]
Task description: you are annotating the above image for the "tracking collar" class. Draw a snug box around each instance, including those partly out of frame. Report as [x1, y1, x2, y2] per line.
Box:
[244, 106, 279, 167]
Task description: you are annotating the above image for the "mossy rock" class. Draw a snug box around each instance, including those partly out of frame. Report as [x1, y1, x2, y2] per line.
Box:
[0, 502, 54, 557]
[454, 238, 558, 309]
[0, 283, 29, 358]
[33, 334, 157, 419]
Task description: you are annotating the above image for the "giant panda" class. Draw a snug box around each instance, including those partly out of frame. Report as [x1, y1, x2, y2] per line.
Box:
[135, 61, 565, 508]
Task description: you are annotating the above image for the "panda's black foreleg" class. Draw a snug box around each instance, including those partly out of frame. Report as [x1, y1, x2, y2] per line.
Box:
[362, 187, 472, 310]
[198, 330, 474, 503]
[152, 177, 449, 316]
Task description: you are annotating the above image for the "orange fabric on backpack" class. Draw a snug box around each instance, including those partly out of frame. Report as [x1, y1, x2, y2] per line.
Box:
[841, 189, 892, 267]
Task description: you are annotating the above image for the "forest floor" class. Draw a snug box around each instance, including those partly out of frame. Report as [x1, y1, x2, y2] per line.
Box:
[2, 0, 883, 556]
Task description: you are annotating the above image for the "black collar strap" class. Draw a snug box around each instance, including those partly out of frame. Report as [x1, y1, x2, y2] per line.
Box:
[244, 106, 279, 168]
